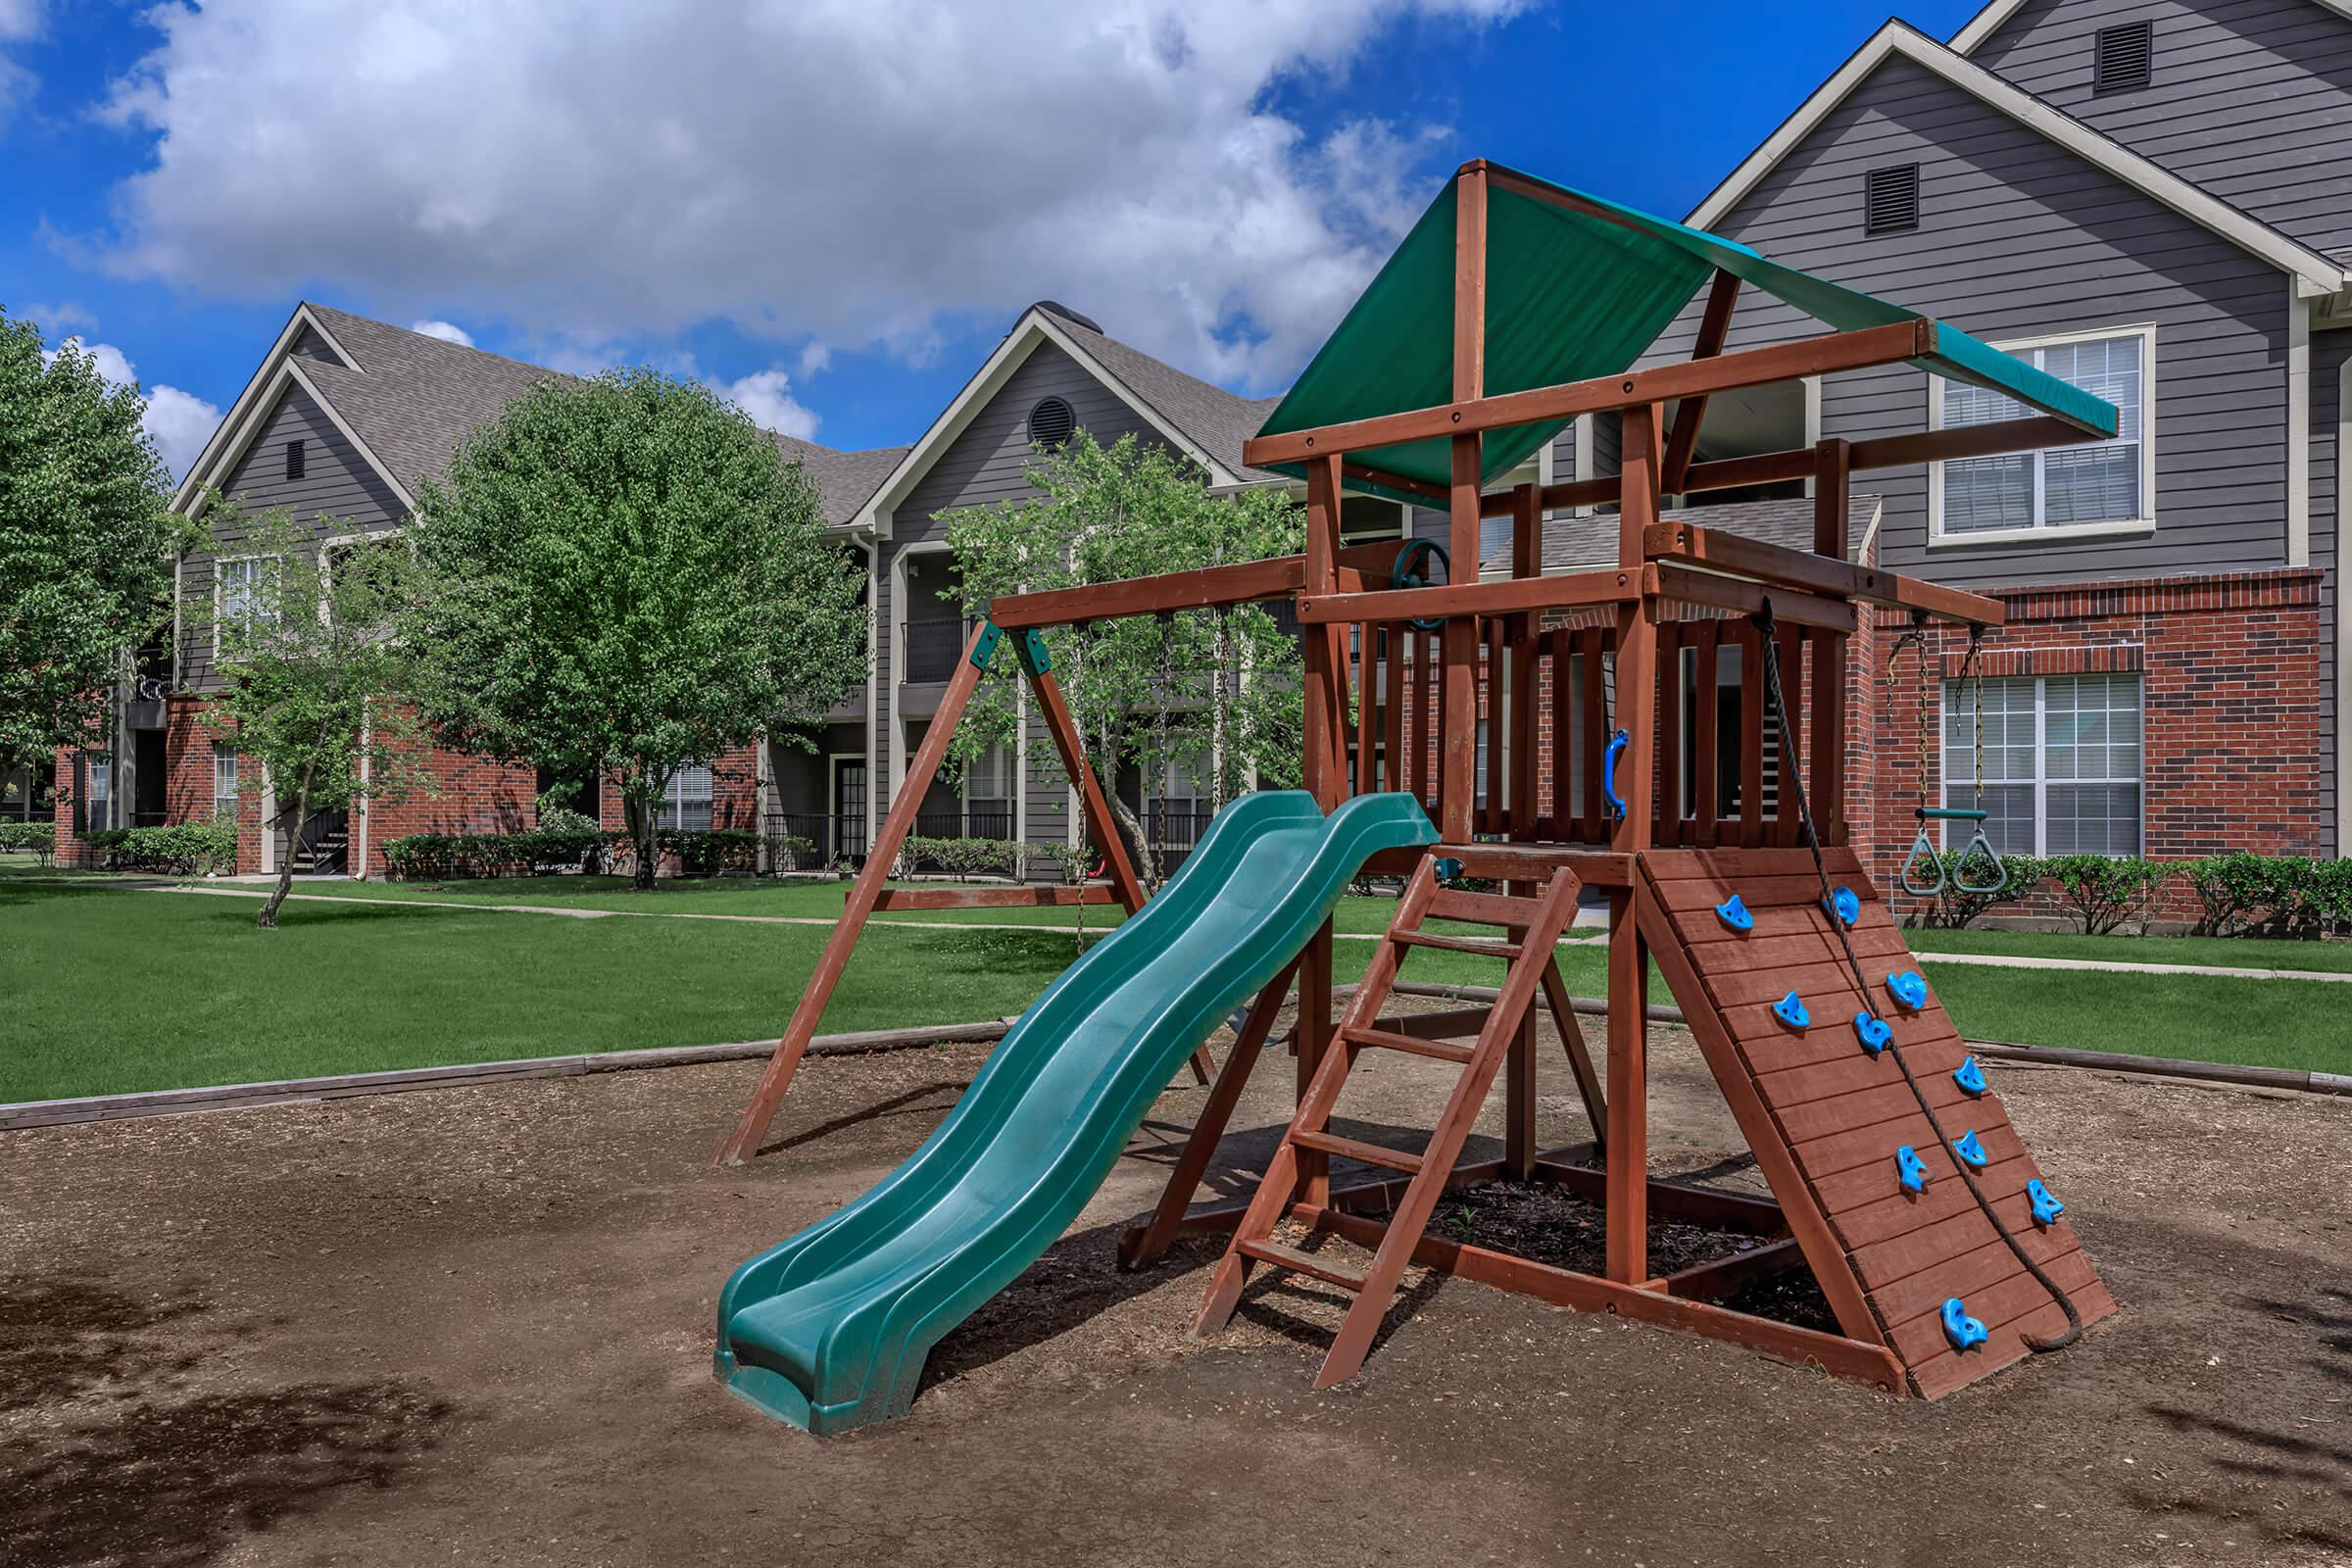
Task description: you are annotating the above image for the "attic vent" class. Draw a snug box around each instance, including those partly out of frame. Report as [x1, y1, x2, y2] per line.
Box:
[2095, 21, 2152, 92]
[285, 438, 306, 482]
[1863, 165, 1920, 235]
[1027, 395, 1076, 451]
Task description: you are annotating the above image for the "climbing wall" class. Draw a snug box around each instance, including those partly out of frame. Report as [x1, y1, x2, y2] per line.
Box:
[1637, 847, 2118, 1398]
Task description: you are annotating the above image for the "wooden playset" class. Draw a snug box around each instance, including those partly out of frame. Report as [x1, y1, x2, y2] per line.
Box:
[715, 162, 2118, 1405]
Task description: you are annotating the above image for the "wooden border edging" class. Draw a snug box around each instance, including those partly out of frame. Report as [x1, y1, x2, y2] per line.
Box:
[0, 1018, 1018, 1132]
[1387, 981, 2349, 1099]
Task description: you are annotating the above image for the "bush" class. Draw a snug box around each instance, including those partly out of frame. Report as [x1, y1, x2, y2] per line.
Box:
[1018, 840, 1096, 886]
[896, 836, 1020, 881]
[379, 828, 614, 880]
[0, 820, 57, 865]
[84, 817, 239, 875]
[1904, 848, 2043, 929]
[2181, 853, 2351, 938]
[2041, 854, 2171, 936]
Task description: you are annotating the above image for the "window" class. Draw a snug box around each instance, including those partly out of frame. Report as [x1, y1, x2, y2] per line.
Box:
[84, 755, 112, 831]
[1027, 396, 1075, 451]
[660, 763, 713, 831]
[285, 437, 307, 481]
[2095, 21, 2153, 93]
[216, 557, 278, 647]
[1935, 327, 2151, 541]
[1942, 673, 2141, 856]
[965, 742, 1015, 840]
[213, 746, 239, 819]
[1148, 758, 1210, 850]
[1, 763, 50, 822]
[1864, 165, 1920, 235]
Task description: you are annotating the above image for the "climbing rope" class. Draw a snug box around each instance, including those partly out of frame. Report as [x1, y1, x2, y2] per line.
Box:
[1751, 600, 2082, 1353]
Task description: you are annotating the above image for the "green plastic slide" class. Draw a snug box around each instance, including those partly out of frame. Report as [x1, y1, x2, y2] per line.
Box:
[714, 791, 1437, 1433]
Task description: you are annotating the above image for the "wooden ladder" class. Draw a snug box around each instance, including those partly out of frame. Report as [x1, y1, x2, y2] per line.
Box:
[1189, 857, 1585, 1389]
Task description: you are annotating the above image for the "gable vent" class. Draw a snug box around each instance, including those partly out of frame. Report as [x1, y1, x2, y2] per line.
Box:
[1027, 395, 1076, 451]
[2095, 21, 2153, 93]
[1863, 165, 1920, 235]
[285, 438, 306, 482]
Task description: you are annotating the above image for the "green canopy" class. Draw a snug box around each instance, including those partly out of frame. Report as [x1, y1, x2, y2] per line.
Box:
[1254, 164, 2119, 501]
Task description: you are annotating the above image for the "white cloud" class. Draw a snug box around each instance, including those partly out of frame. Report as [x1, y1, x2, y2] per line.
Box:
[717, 368, 819, 442]
[0, 0, 40, 124]
[409, 318, 474, 347]
[93, 0, 1525, 393]
[18, 300, 96, 333]
[39, 336, 222, 481]
[795, 342, 830, 379]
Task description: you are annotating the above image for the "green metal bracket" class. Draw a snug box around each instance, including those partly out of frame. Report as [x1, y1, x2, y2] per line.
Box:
[1017, 628, 1052, 675]
[968, 621, 1003, 671]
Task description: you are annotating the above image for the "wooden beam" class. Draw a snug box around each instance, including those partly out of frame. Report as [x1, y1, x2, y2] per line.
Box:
[1661, 270, 1741, 494]
[987, 540, 1400, 630]
[715, 621, 997, 1164]
[1645, 519, 2004, 626]
[872, 884, 1113, 910]
[1651, 564, 1858, 632]
[1242, 320, 1933, 469]
[1298, 565, 1640, 625]
[1023, 649, 1147, 916]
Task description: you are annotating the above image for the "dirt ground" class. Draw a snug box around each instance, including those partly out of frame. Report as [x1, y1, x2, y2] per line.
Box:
[4, 1003, 2347, 1568]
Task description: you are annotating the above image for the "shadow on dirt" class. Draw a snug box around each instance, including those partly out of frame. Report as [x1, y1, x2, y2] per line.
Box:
[2, 1276, 452, 1568]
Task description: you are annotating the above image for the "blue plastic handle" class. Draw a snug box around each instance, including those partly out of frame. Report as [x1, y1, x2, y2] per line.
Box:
[1853, 1012, 1891, 1054]
[1886, 969, 1930, 1012]
[1953, 1055, 1987, 1096]
[1895, 1145, 1930, 1194]
[2027, 1178, 2067, 1226]
[1393, 539, 1451, 632]
[1825, 885, 1861, 928]
[1714, 894, 1753, 932]
[1602, 728, 1630, 820]
[1951, 1129, 1988, 1168]
[1941, 1297, 1988, 1351]
[1772, 991, 1810, 1031]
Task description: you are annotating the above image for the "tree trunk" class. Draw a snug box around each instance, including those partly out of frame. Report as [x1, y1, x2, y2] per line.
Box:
[624, 788, 658, 892]
[257, 762, 316, 930]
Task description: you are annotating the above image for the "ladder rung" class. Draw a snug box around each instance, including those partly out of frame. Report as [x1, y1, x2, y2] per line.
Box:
[1427, 887, 1544, 928]
[1342, 1026, 1477, 1065]
[1236, 1238, 1367, 1293]
[1291, 1128, 1426, 1174]
[1395, 931, 1524, 959]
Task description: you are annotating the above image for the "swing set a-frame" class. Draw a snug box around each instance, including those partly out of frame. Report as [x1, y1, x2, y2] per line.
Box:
[714, 161, 2119, 1401]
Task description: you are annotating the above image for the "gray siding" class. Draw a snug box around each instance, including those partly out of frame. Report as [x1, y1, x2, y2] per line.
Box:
[2316, 328, 2347, 851]
[1973, 0, 2352, 254]
[1661, 53, 2294, 591]
[891, 341, 1163, 546]
[175, 384, 407, 692]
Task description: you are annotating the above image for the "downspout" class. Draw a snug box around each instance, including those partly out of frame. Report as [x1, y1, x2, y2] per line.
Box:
[2288, 281, 2311, 567]
[2337, 355, 2350, 857]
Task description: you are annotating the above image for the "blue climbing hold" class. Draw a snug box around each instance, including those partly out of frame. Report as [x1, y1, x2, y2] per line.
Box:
[1896, 1145, 1930, 1194]
[1715, 894, 1754, 932]
[2028, 1178, 2067, 1226]
[1953, 1055, 1987, 1096]
[1853, 1011, 1892, 1054]
[1951, 1129, 1988, 1168]
[1773, 992, 1810, 1031]
[1886, 969, 1930, 1011]
[1825, 885, 1861, 927]
[1941, 1297, 1988, 1351]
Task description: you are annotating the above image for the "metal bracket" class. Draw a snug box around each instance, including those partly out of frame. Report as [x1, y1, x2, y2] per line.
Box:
[969, 621, 1004, 671]
[1016, 627, 1052, 675]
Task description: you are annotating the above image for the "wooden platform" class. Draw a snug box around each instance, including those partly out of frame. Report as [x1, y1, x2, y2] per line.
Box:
[1638, 846, 2118, 1397]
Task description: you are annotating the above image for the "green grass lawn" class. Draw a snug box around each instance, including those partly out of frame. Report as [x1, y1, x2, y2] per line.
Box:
[5, 878, 2339, 1102]
[1908, 924, 2352, 975]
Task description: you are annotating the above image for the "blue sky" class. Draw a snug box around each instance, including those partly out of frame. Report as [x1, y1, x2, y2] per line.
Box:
[1, 0, 1983, 476]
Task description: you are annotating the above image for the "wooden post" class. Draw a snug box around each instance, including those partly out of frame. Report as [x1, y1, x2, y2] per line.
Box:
[1297, 453, 1348, 1200]
[1504, 480, 1542, 1175]
[1662, 270, 1741, 495]
[1442, 164, 1489, 842]
[1021, 634, 1146, 915]
[1812, 439, 1852, 844]
[715, 620, 1000, 1164]
[1605, 403, 1662, 1282]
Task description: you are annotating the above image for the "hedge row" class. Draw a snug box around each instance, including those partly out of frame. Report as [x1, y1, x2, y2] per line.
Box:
[85, 818, 239, 875]
[894, 837, 1098, 883]
[0, 820, 58, 863]
[1904, 848, 2352, 937]
[379, 826, 819, 880]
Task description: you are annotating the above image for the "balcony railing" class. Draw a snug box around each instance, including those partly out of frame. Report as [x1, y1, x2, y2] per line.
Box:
[903, 618, 969, 684]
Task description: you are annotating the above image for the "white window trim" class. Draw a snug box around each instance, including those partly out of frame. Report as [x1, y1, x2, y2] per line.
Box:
[1928, 321, 2159, 548]
[212, 554, 278, 656]
[1940, 673, 2145, 858]
[660, 764, 715, 832]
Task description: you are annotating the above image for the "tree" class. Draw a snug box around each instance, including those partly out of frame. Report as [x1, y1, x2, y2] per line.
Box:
[941, 432, 1304, 889]
[0, 309, 188, 775]
[192, 503, 435, 928]
[405, 369, 865, 890]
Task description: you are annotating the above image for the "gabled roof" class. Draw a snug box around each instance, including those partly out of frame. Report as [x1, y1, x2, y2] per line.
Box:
[854, 302, 1285, 531]
[1479, 494, 1884, 576]
[1949, 0, 2352, 54]
[175, 303, 907, 526]
[1687, 22, 2348, 299]
[1255, 161, 2117, 506]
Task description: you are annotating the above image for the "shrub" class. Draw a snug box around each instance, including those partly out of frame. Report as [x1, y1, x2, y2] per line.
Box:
[896, 836, 1019, 881]
[2184, 852, 2269, 936]
[1018, 840, 1096, 886]
[2041, 854, 2171, 936]
[1908, 848, 2043, 930]
[379, 828, 615, 880]
[84, 817, 239, 875]
[0, 820, 57, 865]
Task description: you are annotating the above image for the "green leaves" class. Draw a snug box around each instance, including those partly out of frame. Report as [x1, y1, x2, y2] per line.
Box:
[0, 309, 186, 773]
